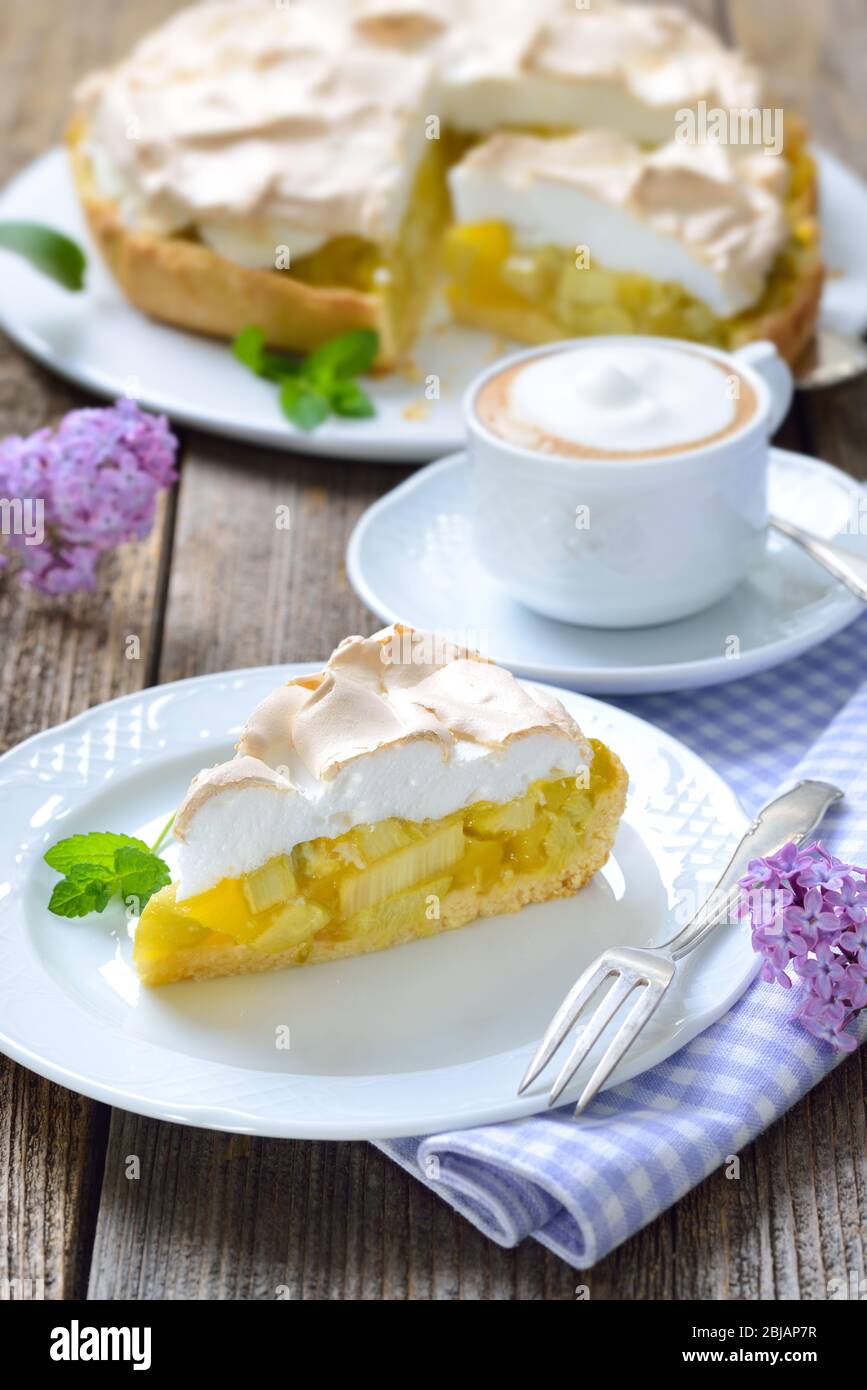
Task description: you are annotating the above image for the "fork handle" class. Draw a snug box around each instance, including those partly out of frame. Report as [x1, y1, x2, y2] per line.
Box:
[664, 779, 843, 961]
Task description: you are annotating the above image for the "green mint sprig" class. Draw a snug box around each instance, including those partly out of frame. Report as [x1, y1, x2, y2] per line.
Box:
[232, 325, 377, 431]
[0, 221, 86, 290]
[45, 817, 174, 919]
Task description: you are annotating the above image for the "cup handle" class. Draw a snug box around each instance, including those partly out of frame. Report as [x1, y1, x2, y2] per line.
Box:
[735, 340, 794, 435]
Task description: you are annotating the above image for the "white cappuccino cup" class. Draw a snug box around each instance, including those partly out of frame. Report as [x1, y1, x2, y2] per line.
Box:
[465, 336, 793, 629]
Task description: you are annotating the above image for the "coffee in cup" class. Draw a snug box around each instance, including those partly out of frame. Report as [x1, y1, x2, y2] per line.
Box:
[474, 341, 758, 461]
[465, 336, 793, 629]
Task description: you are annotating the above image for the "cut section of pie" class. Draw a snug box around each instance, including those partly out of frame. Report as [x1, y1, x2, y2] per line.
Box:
[445, 130, 822, 364]
[134, 626, 628, 986]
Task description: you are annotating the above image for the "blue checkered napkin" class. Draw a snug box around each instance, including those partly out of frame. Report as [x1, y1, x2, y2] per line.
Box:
[376, 610, 867, 1269]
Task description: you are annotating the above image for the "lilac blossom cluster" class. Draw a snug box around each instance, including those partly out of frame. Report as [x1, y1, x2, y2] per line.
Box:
[740, 841, 867, 1052]
[0, 399, 177, 594]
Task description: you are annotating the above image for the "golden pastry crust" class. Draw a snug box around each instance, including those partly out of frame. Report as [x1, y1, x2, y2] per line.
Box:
[730, 258, 824, 367]
[66, 116, 400, 368]
[732, 114, 823, 364]
[136, 751, 628, 986]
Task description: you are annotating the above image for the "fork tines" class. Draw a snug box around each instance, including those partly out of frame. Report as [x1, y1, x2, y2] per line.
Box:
[518, 949, 672, 1116]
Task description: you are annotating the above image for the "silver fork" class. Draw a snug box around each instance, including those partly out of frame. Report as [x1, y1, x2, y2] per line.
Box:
[769, 514, 867, 604]
[518, 779, 843, 1116]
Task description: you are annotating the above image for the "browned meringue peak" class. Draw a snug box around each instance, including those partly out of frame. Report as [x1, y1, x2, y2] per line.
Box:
[174, 756, 288, 841]
[636, 139, 787, 281]
[353, 0, 453, 47]
[326, 626, 490, 688]
[235, 627, 583, 783]
[528, 2, 764, 112]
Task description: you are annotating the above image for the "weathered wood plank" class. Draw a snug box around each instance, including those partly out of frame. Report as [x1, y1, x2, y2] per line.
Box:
[89, 1117, 588, 1300]
[154, 439, 400, 679]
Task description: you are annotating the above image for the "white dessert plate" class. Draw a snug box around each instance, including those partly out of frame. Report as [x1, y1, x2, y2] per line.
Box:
[347, 447, 867, 696]
[0, 147, 866, 463]
[0, 665, 756, 1140]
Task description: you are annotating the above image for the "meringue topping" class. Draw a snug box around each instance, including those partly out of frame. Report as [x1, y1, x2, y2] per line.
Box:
[449, 130, 788, 315]
[172, 626, 592, 896]
[178, 624, 584, 833]
[76, 0, 775, 260]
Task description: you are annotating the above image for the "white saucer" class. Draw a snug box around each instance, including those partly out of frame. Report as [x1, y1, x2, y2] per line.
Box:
[0, 666, 753, 1139]
[1, 147, 867, 462]
[347, 448, 867, 695]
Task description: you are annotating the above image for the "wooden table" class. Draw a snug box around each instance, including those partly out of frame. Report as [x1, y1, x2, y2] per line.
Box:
[2, 0, 866, 1302]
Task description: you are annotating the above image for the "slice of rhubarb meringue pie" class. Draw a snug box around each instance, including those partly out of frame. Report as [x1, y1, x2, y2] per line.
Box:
[135, 627, 627, 986]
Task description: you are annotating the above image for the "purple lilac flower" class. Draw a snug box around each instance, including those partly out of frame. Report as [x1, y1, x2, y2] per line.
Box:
[742, 855, 786, 892]
[793, 941, 848, 1001]
[783, 886, 840, 941]
[838, 964, 867, 1011]
[753, 894, 810, 960]
[741, 842, 867, 1053]
[766, 842, 814, 881]
[794, 997, 858, 1052]
[0, 398, 177, 595]
[759, 951, 793, 989]
[796, 848, 856, 893]
[839, 917, 867, 968]
[826, 875, 867, 928]
[741, 884, 793, 930]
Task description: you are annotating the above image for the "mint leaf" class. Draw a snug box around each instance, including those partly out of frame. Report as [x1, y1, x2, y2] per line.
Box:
[114, 845, 171, 909]
[66, 861, 116, 885]
[279, 378, 330, 431]
[326, 379, 376, 419]
[232, 325, 378, 432]
[45, 831, 150, 875]
[260, 354, 301, 382]
[0, 221, 86, 290]
[45, 832, 171, 919]
[48, 874, 113, 918]
[232, 325, 301, 382]
[304, 329, 379, 384]
[232, 324, 266, 371]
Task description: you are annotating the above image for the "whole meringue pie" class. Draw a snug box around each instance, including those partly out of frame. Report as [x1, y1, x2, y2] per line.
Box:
[67, 0, 821, 367]
[134, 626, 628, 986]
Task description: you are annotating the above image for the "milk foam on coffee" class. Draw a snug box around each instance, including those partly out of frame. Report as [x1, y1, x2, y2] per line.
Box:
[475, 342, 756, 459]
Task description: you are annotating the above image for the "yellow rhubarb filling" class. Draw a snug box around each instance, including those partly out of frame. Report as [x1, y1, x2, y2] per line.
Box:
[444, 144, 820, 352]
[135, 739, 625, 985]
